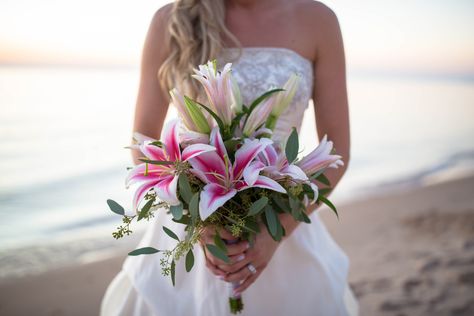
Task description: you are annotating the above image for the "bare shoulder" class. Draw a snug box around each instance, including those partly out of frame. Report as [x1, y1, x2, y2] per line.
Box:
[148, 3, 174, 38]
[143, 3, 174, 60]
[293, 1, 343, 58]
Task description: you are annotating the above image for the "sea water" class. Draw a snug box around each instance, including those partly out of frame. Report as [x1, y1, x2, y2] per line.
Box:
[0, 66, 473, 276]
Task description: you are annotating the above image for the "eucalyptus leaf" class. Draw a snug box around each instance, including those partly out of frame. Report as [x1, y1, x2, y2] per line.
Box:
[107, 199, 125, 215]
[206, 244, 230, 263]
[170, 203, 183, 221]
[128, 247, 160, 256]
[213, 231, 227, 252]
[137, 199, 154, 221]
[163, 226, 180, 241]
[178, 174, 193, 204]
[285, 128, 299, 163]
[185, 249, 194, 272]
[264, 205, 278, 239]
[248, 196, 268, 216]
[189, 192, 199, 221]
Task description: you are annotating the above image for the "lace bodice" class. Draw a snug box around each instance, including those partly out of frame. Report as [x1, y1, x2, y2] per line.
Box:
[218, 47, 314, 143]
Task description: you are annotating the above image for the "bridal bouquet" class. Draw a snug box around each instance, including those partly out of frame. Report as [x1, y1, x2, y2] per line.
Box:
[107, 61, 343, 314]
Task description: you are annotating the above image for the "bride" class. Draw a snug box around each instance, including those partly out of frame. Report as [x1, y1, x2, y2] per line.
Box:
[101, 0, 358, 315]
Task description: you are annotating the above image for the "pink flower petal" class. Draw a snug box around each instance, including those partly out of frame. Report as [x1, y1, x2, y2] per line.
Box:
[188, 151, 227, 184]
[243, 161, 265, 186]
[154, 175, 180, 206]
[132, 180, 156, 211]
[140, 141, 166, 161]
[281, 165, 308, 181]
[199, 183, 237, 220]
[233, 138, 272, 180]
[181, 143, 216, 161]
[209, 127, 228, 161]
[252, 175, 286, 194]
[125, 163, 165, 188]
[161, 119, 181, 162]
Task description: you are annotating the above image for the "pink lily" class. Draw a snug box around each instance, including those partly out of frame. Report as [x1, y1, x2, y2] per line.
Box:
[297, 135, 344, 177]
[257, 143, 319, 203]
[188, 128, 286, 220]
[243, 96, 276, 137]
[192, 61, 235, 126]
[126, 119, 215, 210]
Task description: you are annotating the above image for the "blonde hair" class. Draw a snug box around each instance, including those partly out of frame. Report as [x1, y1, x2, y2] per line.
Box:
[158, 0, 241, 99]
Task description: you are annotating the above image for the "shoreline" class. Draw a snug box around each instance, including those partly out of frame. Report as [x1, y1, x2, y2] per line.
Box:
[0, 174, 473, 315]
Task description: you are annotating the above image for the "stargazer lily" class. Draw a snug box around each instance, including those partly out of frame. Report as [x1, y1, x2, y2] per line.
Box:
[188, 128, 286, 220]
[256, 143, 319, 203]
[126, 119, 215, 210]
[297, 134, 344, 177]
[192, 61, 237, 126]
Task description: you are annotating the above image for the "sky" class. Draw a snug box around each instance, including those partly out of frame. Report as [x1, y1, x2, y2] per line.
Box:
[0, 0, 473, 75]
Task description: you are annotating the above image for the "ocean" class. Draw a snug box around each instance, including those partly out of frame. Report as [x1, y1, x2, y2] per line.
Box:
[0, 65, 473, 277]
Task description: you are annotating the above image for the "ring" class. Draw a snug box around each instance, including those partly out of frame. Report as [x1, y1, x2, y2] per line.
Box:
[247, 263, 257, 275]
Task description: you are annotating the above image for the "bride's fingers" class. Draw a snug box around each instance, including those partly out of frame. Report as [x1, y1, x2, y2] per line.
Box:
[225, 241, 250, 256]
[223, 263, 256, 283]
[217, 253, 249, 273]
[204, 257, 227, 277]
[233, 269, 262, 295]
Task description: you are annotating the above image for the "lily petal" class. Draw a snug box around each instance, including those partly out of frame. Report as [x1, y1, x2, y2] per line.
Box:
[252, 175, 287, 194]
[243, 161, 265, 186]
[154, 175, 180, 206]
[199, 183, 237, 220]
[125, 163, 165, 188]
[188, 151, 227, 184]
[281, 164, 309, 181]
[209, 127, 227, 161]
[140, 141, 166, 161]
[161, 119, 181, 161]
[233, 138, 272, 179]
[132, 181, 156, 211]
[182, 143, 216, 161]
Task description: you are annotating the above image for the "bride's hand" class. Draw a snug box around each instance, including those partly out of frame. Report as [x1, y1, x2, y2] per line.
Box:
[215, 223, 280, 296]
[199, 226, 250, 277]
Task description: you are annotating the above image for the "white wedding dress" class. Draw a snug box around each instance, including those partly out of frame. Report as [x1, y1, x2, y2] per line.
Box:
[101, 47, 359, 316]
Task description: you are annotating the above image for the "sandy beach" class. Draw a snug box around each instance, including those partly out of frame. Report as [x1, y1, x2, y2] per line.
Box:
[0, 175, 473, 316]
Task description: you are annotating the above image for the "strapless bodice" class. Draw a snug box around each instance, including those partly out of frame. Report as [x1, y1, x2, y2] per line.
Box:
[217, 47, 314, 143]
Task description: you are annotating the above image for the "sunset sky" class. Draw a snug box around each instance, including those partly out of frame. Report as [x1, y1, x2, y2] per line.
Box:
[0, 0, 473, 75]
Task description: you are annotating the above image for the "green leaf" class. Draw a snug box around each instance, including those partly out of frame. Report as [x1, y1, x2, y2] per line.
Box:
[107, 199, 125, 215]
[170, 203, 183, 221]
[247, 88, 284, 116]
[178, 174, 193, 204]
[318, 188, 332, 197]
[171, 260, 176, 286]
[300, 211, 311, 223]
[248, 196, 268, 216]
[172, 216, 190, 225]
[185, 249, 194, 272]
[285, 128, 299, 163]
[195, 100, 226, 132]
[271, 194, 290, 213]
[206, 244, 230, 263]
[183, 96, 211, 134]
[189, 192, 199, 221]
[318, 195, 339, 219]
[264, 205, 278, 239]
[138, 158, 174, 165]
[163, 226, 180, 241]
[128, 247, 160, 256]
[213, 231, 227, 252]
[314, 173, 331, 186]
[137, 199, 154, 221]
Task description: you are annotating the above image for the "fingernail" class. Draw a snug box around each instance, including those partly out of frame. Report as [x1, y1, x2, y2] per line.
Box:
[245, 243, 250, 249]
[236, 254, 245, 262]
